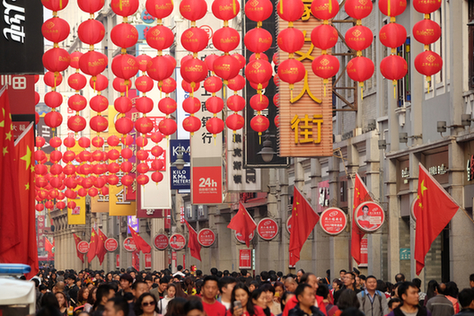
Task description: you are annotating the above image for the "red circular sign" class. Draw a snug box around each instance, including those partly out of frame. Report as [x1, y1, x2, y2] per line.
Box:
[234, 230, 255, 244]
[169, 233, 186, 250]
[105, 238, 118, 252]
[197, 228, 216, 247]
[123, 237, 137, 252]
[319, 207, 347, 236]
[154, 233, 169, 250]
[286, 215, 292, 234]
[257, 218, 279, 240]
[77, 241, 89, 254]
[355, 201, 385, 233]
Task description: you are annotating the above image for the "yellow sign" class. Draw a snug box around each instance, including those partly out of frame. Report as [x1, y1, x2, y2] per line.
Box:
[68, 194, 86, 225]
[291, 114, 323, 144]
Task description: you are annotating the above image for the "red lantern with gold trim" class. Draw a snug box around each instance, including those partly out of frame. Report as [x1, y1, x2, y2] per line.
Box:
[135, 117, 154, 134]
[181, 59, 208, 88]
[90, 116, 108, 132]
[179, 0, 207, 21]
[159, 77, 177, 94]
[245, 59, 273, 88]
[90, 74, 108, 91]
[151, 172, 164, 183]
[278, 59, 306, 85]
[181, 28, 209, 53]
[137, 54, 152, 72]
[227, 75, 245, 91]
[69, 51, 82, 69]
[42, 0, 69, 11]
[213, 27, 240, 52]
[43, 48, 70, 73]
[78, 19, 105, 45]
[78, 0, 105, 13]
[204, 76, 223, 93]
[135, 76, 154, 93]
[42, 17, 70, 43]
[206, 117, 225, 136]
[111, 23, 139, 48]
[112, 54, 139, 80]
[347, 56, 375, 98]
[68, 73, 87, 91]
[311, 24, 338, 50]
[136, 174, 150, 186]
[345, 25, 373, 52]
[414, 50, 442, 80]
[183, 97, 201, 114]
[311, 0, 339, 20]
[148, 55, 174, 82]
[227, 95, 246, 112]
[114, 96, 132, 113]
[276, 0, 304, 22]
[110, 0, 139, 16]
[244, 0, 273, 22]
[250, 94, 269, 112]
[146, 25, 174, 50]
[113, 78, 132, 93]
[344, 0, 373, 20]
[413, 19, 441, 45]
[182, 116, 201, 134]
[379, 23, 407, 48]
[312, 55, 340, 95]
[136, 97, 154, 114]
[206, 97, 224, 114]
[44, 91, 63, 108]
[250, 115, 270, 136]
[413, 0, 441, 14]
[213, 55, 240, 82]
[89, 95, 108, 112]
[277, 28, 305, 53]
[212, 0, 240, 20]
[378, 0, 407, 17]
[79, 51, 107, 76]
[380, 55, 408, 82]
[115, 117, 134, 134]
[205, 54, 219, 72]
[158, 98, 177, 115]
[68, 116, 87, 132]
[244, 28, 272, 53]
[159, 118, 177, 136]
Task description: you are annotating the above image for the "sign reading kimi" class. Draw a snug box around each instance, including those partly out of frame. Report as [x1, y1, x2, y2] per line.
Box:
[277, 11, 333, 157]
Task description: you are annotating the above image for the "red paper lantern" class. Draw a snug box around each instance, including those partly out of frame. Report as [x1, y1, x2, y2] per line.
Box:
[276, 0, 304, 22]
[90, 74, 108, 91]
[63, 164, 76, 175]
[179, 0, 207, 21]
[108, 149, 120, 161]
[244, 28, 272, 53]
[43, 48, 70, 73]
[122, 135, 134, 146]
[63, 151, 76, 162]
[146, 25, 174, 51]
[68, 73, 87, 90]
[274, 115, 280, 128]
[137, 163, 150, 174]
[181, 59, 208, 86]
[122, 174, 134, 186]
[148, 55, 174, 81]
[113, 78, 132, 93]
[88, 188, 99, 197]
[90, 116, 108, 132]
[205, 54, 219, 72]
[110, 0, 139, 16]
[345, 25, 373, 52]
[136, 97, 154, 114]
[245, 0, 273, 22]
[44, 111, 63, 128]
[206, 117, 225, 136]
[136, 174, 150, 186]
[151, 172, 164, 183]
[379, 23, 407, 48]
[151, 132, 164, 143]
[151, 146, 164, 157]
[278, 59, 306, 84]
[158, 97, 178, 115]
[226, 113, 245, 131]
[42, 17, 70, 43]
[44, 91, 63, 108]
[213, 27, 240, 52]
[378, 0, 407, 17]
[79, 51, 107, 76]
[78, 137, 90, 149]
[183, 116, 201, 134]
[136, 54, 152, 72]
[347, 56, 375, 95]
[78, 188, 87, 197]
[78, 0, 105, 13]
[344, 0, 373, 20]
[135, 76, 154, 93]
[277, 28, 305, 53]
[250, 115, 270, 135]
[311, 0, 339, 20]
[249, 53, 269, 62]
[78, 19, 105, 45]
[70, 51, 82, 69]
[413, 0, 441, 14]
[159, 118, 178, 136]
[115, 117, 134, 134]
[245, 59, 273, 86]
[92, 150, 103, 161]
[312, 55, 340, 81]
[414, 51, 442, 78]
[212, 0, 240, 20]
[36, 164, 48, 175]
[137, 149, 149, 160]
[65, 189, 77, 199]
[227, 95, 245, 112]
[111, 23, 139, 48]
[183, 97, 201, 114]
[121, 161, 133, 173]
[92, 136, 104, 147]
[181, 28, 209, 53]
[146, 0, 174, 19]
[159, 77, 177, 93]
[108, 175, 120, 185]
[108, 135, 120, 146]
[413, 20, 441, 45]
[135, 117, 154, 134]
[114, 96, 132, 113]
[250, 94, 269, 112]
[89, 95, 108, 112]
[36, 204, 45, 212]
[213, 55, 240, 81]
[50, 164, 62, 175]
[182, 80, 201, 93]
[206, 97, 224, 114]
[232, 53, 246, 69]
[41, 0, 69, 12]
[151, 160, 164, 170]
[227, 75, 245, 91]
[45, 201, 55, 209]
[311, 24, 338, 50]
[95, 176, 107, 188]
[204, 76, 223, 93]
[112, 54, 139, 80]
[380, 55, 408, 81]
[36, 136, 46, 148]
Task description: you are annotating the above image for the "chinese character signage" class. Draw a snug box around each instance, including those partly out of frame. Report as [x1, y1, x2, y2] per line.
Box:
[257, 218, 278, 241]
[239, 249, 252, 269]
[400, 248, 411, 260]
[0, 0, 43, 74]
[354, 201, 385, 233]
[277, 5, 333, 157]
[192, 166, 222, 204]
[359, 238, 368, 267]
[319, 207, 347, 236]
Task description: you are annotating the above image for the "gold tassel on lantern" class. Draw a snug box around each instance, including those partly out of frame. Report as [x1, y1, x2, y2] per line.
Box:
[323, 78, 328, 97]
[393, 79, 397, 99]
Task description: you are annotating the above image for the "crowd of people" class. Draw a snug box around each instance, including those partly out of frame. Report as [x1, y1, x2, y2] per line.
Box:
[31, 266, 474, 316]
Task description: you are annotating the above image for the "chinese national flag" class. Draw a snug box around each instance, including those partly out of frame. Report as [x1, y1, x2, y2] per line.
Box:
[96, 229, 107, 265]
[0, 87, 22, 263]
[289, 187, 320, 266]
[185, 220, 202, 261]
[415, 164, 459, 275]
[351, 173, 372, 265]
[88, 228, 98, 264]
[45, 238, 54, 257]
[227, 202, 257, 248]
[129, 225, 151, 253]
[73, 233, 84, 263]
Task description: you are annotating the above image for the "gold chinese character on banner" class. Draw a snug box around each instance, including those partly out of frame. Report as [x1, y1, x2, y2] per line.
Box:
[291, 114, 323, 144]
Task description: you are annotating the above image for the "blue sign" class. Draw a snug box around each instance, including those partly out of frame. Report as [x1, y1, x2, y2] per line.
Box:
[135, 25, 151, 40]
[141, 10, 156, 24]
[170, 140, 190, 163]
[171, 166, 191, 190]
[400, 248, 411, 260]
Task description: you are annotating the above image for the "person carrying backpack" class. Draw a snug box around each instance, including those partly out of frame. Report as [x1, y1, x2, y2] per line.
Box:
[357, 276, 389, 316]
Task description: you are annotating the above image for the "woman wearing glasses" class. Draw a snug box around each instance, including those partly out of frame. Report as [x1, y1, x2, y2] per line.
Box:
[135, 293, 159, 316]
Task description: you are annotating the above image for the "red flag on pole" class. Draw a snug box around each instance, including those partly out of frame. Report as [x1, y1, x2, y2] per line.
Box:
[289, 186, 320, 266]
[185, 220, 201, 261]
[0, 87, 22, 263]
[88, 228, 98, 264]
[351, 173, 372, 265]
[73, 233, 84, 263]
[415, 163, 460, 275]
[129, 225, 151, 253]
[96, 229, 107, 265]
[45, 238, 54, 258]
[227, 202, 257, 248]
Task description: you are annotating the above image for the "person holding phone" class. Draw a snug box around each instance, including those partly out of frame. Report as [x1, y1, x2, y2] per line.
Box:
[229, 284, 255, 316]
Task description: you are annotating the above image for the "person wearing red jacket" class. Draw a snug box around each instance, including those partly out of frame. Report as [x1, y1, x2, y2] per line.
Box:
[282, 273, 327, 316]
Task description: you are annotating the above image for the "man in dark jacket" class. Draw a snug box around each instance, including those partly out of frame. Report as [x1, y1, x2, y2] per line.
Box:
[426, 283, 455, 316]
[65, 274, 79, 307]
[289, 284, 325, 316]
[387, 282, 431, 316]
[455, 289, 474, 316]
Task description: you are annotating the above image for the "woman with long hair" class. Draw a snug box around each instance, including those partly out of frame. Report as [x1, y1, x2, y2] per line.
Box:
[229, 283, 255, 316]
[55, 292, 69, 316]
[334, 289, 359, 316]
[165, 297, 187, 316]
[106, 273, 114, 283]
[252, 289, 272, 316]
[84, 287, 97, 313]
[159, 283, 177, 314]
[135, 293, 159, 316]
[274, 282, 284, 304]
[49, 273, 58, 291]
[77, 287, 90, 306]
[184, 277, 196, 296]
[424, 280, 439, 306]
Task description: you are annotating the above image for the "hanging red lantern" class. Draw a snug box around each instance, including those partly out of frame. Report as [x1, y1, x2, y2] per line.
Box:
[347, 56, 375, 98]
[115, 117, 134, 134]
[69, 51, 82, 69]
[250, 115, 270, 136]
[312, 55, 340, 95]
[311, 0, 339, 20]
[273, 94, 279, 107]
[378, 0, 407, 17]
[122, 135, 134, 146]
[245, 59, 273, 88]
[181, 59, 208, 87]
[158, 77, 177, 94]
[414, 50, 442, 80]
[68, 73, 87, 91]
[90, 116, 109, 132]
[35, 204, 45, 212]
[78, 137, 90, 148]
[413, 20, 441, 45]
[413, 0, 441, 14]
[44, 91, 63, 108]
[108, 135, 120, 146]
[44, 111, 63, 128]
[78, 188, 88, 197]
[205, 54, 219, 73]
[43, 48, 70, 73]
[311, 25, 338, 50]
[277, 28, 305, 53]
[151, 171, 164, 183]
[181, 28, 209, 53]
[183, 97, 201, 114]
[227, 75, 245, 91]
[244, 0, 273, 22]
[227, 95, 246, 112]
[110, 0, 139, 16]
[111, 23, 139, 48]
[135, 76, 154, 93]
[379, 23, 407, 48]
[136, 54, 152, 72]
[108, 149, 120, 160]
[79, 51, 107, 76]
[95, 176, 107, 188]
[277, 59, 306, 86]
[244, 28, 272, 53]
[90, 74, 108, 91]
[151, 160, 164, 171]
[112, 54, 139, 80]
[137, 163, 150, 174]
[204, 76, 223, 93]
[146, 25, 174, 50]
[206, 117, 225, 136]
[121, 161, 133, 172]
[36, 136, 46, 148]
[151, 146, 164, 157]
[183, 116, 201, 134]
[50, 164, 62, 175]
[164, 54, 177, 68]
[136, 97, 154, 114]
[65, 189, 77, 199]
[212, 0, 240, 20]
[108, 175, 120, 185]
[179, 0, 207, 21]
[55, 201, 66, 210]
[113, 78, 132, 93]
[92, 150, 103, 161]
[136, 174, 150, 186]
[78, 0, 105, 13]
[206, 97, 224, 114]
[276, 0, 304, 21]
[78, 19, 105, 45]
[135, 117, 154, 134]
[380, 55, 408, 90]
[114, 96, 132, 113]
[250, 94, 269, 112]
[274, 115, 280, 128]
[36, 164, 48, 175]
[89, 95, 108, 113]
[232, 53, 246, 69]
[345, 25, 373, 52]
[344, 0, 373, 20]
[249, 53, 269, 62]
[146, 0, 174, 19]
[151, 132, 164, 143]
[88, 188, 99, 197]
[212, 27, 240, 52]
[182, 80, 201, 93]
[159, 118, 177, 136]
[158, 98, 178, 115]
[42, 17, 70, 44]
[122, 174, 134, 186]
[137, 149, 149, 160]
[213, 55, 240, 82]
[42, 0, 69, 11]
[63, 164, 76, 175]
[181, 55, 194, 67]
[92, 136, 104, 147]
[45, 201, 55, 210]
[147, 55, 174, 82]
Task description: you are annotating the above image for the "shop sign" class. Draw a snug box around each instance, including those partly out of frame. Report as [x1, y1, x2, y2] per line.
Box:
[235, 230, 255, 244]
[400, 248, 411, 260]
[169, 233, 186, 251]
[428, 164, 448, 176]
[257, 218, 278, 240]
[105, 238, 118, 252]
[359, 238, 368, 267]
[197, 228, 216, 247]
[154, 234, 169, 250]
[354, 201, 385, 233]
[123, 237, 137, 252]
[77, 241, 89, 254]
[319, 207, 347, 235]
[239, 249, 252, 269]
[145, 253, 152, 269]
[192, 166, 223, 204]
